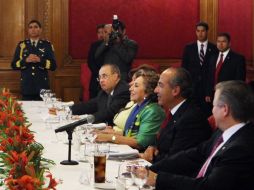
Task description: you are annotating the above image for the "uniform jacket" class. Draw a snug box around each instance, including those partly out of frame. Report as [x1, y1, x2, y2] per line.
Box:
[11, 39, 56, 95]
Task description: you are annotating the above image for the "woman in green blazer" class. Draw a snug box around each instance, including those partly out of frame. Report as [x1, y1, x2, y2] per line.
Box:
[96, 69, 165, 150]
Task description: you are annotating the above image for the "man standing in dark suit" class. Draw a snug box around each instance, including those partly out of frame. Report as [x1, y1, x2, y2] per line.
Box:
[147, 80, 254, 190]
[71, 64, 130, 125]
[11, 20, 57, 100]
[87, 24, 105, 99]
[182, 22, 217, 117]
[206, 33, 246, 100]
[140, 67, 211, 163]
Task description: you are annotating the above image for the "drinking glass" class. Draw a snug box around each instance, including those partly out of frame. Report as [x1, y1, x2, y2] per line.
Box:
[116, 162, 134, 189]
[79, 162, 94, 185]
[39, 89, 46, 100]
[74, 125, 89, 162]
[86, 115, 96, 142]
[131, 163, 149, 190]
[94, 152, 106, 183]
[96, 143, 110, 159]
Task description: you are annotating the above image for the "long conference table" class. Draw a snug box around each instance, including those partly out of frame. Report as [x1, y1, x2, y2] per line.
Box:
[17, 101, 143, 190]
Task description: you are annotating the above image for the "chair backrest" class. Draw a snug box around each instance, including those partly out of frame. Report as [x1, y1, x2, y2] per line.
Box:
[80, 64, 91, 102]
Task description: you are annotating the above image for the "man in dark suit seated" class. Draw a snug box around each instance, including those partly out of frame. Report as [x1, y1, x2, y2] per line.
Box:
[182, 21, 218, 117]
[206, 33, 246, 101]
[147, 80, 254, 190]
[140, 67, 211, 163]
[71, 64, 130, 125]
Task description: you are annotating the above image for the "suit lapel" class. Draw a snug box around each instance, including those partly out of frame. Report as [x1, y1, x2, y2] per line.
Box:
[206, 123, 251, 175]
[193, 43, 201, 67]
[219, 50, 231, 72]
[205, 43, 214, 59]
[158, 100, 190, 146]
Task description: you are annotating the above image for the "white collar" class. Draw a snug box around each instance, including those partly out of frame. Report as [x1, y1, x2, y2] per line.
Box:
[197, 40, 208, 47]
[30, 39, 39, 46]
[220, 49, 230, 58]
[222, 122, 246, 142]
[170, 99, 186, 115]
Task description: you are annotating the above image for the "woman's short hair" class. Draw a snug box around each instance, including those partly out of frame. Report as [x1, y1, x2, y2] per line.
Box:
[134, 69, 159, 95]
[129, 64, 157, 79]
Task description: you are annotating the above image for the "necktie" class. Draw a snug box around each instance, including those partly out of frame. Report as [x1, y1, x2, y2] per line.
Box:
[32, 41, 36, 48]
[196, 135, 224, 178]
[214, 53, 224, 84]
[200, 44, 205, 66]
[161, 110, 172, 129]
[107, 94, 112, 108]
[157, 110, 172, 139]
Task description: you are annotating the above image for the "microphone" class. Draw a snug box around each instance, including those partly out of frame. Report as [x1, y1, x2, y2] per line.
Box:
[55, 115, 95, 133]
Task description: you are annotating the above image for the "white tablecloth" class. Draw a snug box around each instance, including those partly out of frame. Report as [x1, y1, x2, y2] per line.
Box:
[19, 101, 140, 190]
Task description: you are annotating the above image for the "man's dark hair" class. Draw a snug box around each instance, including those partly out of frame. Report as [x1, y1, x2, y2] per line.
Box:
[196, 21, 209, 31]
[96, 24, 105, 31]
[217, 32, 231, 42]
[169, 67, 193, 99]
[216, 80, 254, 122]
[103, 63, 121, 78]
[28, 20, 42, 28]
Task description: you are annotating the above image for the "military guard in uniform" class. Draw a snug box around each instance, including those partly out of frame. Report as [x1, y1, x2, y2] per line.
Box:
[11, 20, 57, 100]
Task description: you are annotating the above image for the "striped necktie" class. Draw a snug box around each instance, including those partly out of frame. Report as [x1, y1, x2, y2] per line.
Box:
[200, 44, 205, 65]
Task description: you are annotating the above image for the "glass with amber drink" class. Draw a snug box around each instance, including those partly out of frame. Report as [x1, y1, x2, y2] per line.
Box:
[94, 152, 106, 183]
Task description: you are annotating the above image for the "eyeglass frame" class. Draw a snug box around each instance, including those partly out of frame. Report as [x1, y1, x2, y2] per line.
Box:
[96, 73, 115, 81]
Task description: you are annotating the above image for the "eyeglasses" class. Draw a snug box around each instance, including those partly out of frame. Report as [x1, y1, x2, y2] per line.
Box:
[97, 74, 112, 81]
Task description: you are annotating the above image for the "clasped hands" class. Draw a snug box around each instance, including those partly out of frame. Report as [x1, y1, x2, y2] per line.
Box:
[26, 54, 41, 63]
[139, 146, 159, 163]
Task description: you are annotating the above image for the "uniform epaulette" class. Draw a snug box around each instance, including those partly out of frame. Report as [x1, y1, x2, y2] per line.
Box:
[41, 39, 51, 45]
[19, 40, 26, 44]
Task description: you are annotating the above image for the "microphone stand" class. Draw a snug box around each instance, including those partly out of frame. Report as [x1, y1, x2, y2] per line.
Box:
[60, 128, 79, 165]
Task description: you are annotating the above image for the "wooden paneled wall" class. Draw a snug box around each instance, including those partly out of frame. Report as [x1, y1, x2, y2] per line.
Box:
[0, 0, 253, 102]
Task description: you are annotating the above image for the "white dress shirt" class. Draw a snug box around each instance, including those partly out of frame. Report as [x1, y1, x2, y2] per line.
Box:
[197, 40, 208, 55]
[216, 49, 230, 67]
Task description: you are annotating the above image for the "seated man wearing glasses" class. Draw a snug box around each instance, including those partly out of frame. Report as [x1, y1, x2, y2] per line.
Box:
[70, 64, 130, 125]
